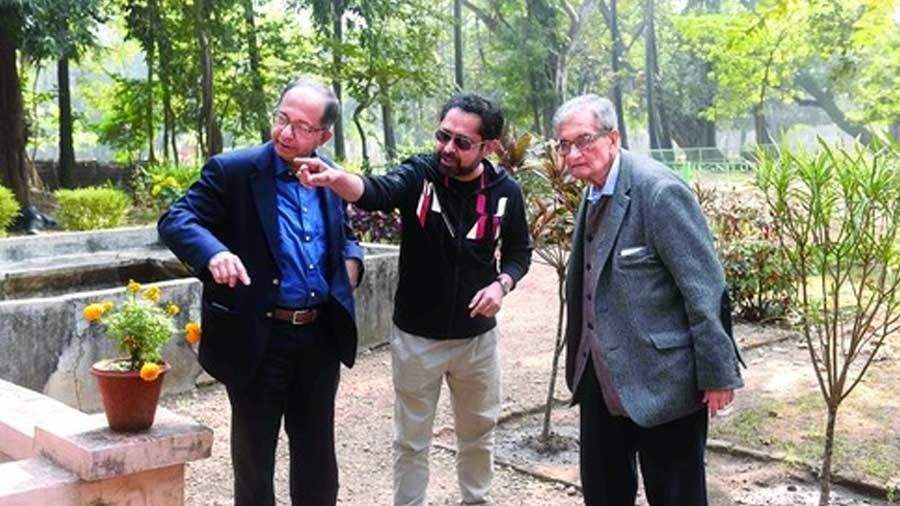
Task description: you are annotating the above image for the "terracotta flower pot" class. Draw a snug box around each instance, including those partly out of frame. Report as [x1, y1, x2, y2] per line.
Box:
[91, 359, 170, 432]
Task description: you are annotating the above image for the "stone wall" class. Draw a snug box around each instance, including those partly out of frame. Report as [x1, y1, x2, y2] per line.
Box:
[0, 226, 399, 412]
[34, 161, 136, 190]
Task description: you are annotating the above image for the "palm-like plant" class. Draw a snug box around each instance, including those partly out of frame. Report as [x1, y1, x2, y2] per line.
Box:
[500, 132, 583, 444]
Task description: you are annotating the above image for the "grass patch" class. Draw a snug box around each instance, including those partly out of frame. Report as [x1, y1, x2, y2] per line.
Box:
[712, 402, 776, 446]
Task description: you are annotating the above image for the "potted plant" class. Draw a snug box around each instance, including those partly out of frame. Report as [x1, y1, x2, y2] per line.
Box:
[83, 279, 202, 431]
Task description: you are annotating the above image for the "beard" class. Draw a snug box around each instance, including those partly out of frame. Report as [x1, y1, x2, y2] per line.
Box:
[437, 151, 482, 180]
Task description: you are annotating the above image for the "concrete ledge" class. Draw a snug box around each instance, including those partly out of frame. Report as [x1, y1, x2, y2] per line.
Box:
[0, 457, 79, 506]
[35, 408, 212, 482]
[0, 226, 160, 264]
[0, 380, 86, 460]
[0, 379, 211, 505]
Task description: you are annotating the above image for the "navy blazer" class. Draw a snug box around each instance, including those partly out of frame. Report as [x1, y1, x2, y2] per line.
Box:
[158, 142, 363, 387]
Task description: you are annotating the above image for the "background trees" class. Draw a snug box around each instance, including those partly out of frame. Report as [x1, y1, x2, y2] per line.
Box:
[1, 0, 896, 211]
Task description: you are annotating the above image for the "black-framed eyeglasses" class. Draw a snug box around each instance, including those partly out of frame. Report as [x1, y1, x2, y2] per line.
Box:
[556, 129, 611, 156]
[434, 128, 486, 151]
[272, 111, 325, 139]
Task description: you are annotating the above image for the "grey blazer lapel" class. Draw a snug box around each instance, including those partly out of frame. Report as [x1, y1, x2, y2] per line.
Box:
[567, 189, 590, 299]
[592, 156, 633, 272]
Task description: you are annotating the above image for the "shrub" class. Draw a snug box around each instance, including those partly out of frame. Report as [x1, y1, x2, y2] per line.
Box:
[138, 163, 201, 210]
[348, 206, 401, 244]
[755, 138, 900, 504]
[54, 186, 131, 231]
[0, 185, 21, 237]
[695, 184, 793, 322]
[84, 280, 200, 374]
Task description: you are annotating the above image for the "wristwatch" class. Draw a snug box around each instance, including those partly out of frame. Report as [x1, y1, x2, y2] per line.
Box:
[496, 275, 513, 296]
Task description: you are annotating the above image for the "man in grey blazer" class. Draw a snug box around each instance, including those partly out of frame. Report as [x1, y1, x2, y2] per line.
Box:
[556, 94, 744, 506]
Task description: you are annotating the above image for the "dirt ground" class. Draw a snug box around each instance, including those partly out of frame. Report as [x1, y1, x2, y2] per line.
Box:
[163, 261, 898, 505]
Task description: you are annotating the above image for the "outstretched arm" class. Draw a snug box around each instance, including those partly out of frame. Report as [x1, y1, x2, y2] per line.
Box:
[292, 157, 365, 202]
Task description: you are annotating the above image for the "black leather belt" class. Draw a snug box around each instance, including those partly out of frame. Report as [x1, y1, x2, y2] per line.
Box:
[271, 307, 319, 325]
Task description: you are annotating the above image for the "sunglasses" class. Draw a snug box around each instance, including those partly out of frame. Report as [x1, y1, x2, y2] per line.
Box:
[434, 129, 486, 151]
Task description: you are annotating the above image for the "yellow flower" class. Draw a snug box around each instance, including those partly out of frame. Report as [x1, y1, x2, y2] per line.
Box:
[151, 185, 162, 196]
[185, 322, 202, 345]
[166, 303, 180, 316]
[127, 279, 141, 293]
[82, 303, 105, 322]
[139, 362, 162, 382]
[143, 286, 161, 302]
[164, 176, 178, 187]
[101, 301, 114, 312]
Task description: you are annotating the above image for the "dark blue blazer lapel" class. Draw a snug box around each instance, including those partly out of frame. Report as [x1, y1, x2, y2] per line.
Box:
[320, 186, 344, 279]
[250, 143, 280, 263]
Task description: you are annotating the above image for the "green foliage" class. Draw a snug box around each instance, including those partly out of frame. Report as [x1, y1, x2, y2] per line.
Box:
[674, 0, 899, 130]
[756, 137, 900, 501]
[673, 6, 805, 122]
[304, 0, 443, 164]
[85, 282, 179, 370]
[695, 184, 793, 322]
[54, 186, 131, 230]
[104, 298, 175, 366]
[140, 162, 201, 209]
[86, 75, 152, 164]
[0, 185, 21, 237]
[19, 0, 103, 61]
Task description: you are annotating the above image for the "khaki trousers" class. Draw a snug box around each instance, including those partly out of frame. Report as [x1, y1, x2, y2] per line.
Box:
[391, 325, 501, 506]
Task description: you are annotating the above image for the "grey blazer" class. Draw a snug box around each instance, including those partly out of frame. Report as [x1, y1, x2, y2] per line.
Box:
[564, 150, 743, 428]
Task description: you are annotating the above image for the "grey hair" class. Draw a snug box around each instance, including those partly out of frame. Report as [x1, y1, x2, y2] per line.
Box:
[276, 77, 340, 128]
[552, 94, 617, 134]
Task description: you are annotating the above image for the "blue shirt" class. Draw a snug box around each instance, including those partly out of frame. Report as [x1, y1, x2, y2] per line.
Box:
[274, 156, 330, 308]
[587, 152, 621, 203]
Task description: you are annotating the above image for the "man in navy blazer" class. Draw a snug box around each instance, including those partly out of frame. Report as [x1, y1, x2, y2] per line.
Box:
[158, 78, 363, 506]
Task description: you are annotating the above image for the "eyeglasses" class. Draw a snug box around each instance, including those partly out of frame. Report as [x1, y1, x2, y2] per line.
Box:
[556, 129, 611, 156]
[434, 129, 486, 151]
[272, 111, 325, 139]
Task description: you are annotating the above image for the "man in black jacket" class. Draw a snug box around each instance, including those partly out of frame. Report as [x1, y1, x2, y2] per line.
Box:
[294, 93, 532, 506]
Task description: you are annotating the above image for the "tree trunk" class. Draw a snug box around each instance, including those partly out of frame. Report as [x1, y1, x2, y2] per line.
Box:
[753, 103, 774, 146]
[795, 70, 873, 146]
[146, 44, 156, 163]
[160, 60, 178, 165]
[525, 0, 562, 138]
[818, 406, 838, 506]
[353, 105, 369, 172]
[197, 0, 222, 158]
[331, 0, 346, 160]
[0, 8, 31, 209]
[242, 0, 269, 144]
[648, 6, 672, 153]
[609, 0, 629, 148]
[453, 0, 464, 90]
[153, 1, 176, 164]
[645, 3, 660, 153]
[57, 56, 76, 188]
[381, 98, 397, 164]
[540, 266, 567, 441]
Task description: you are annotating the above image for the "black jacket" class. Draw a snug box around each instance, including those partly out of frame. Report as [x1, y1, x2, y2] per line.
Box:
[356, 153, 532, 339]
